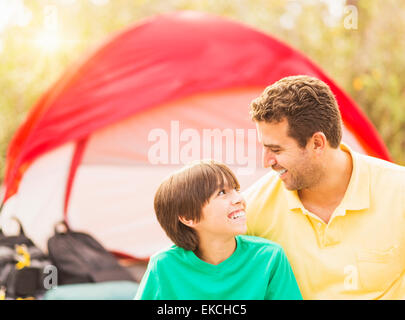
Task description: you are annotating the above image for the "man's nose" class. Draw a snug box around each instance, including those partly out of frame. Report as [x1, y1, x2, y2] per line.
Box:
[263, 150, 277, 168]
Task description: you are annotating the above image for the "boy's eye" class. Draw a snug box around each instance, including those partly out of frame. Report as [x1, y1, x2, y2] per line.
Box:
[218, 189, 226, 196]
[218, 187, 239, 196]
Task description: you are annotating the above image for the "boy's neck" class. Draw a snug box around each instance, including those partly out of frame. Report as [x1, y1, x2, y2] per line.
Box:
[195, 235, 237, 265]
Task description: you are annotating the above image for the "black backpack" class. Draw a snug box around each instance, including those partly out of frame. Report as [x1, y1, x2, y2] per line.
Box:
[0, 219, 51, 299]
[47, 222, 134, 285]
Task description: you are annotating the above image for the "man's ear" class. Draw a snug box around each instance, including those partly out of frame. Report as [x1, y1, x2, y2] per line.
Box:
[179, 216, 197, 228]
[311, 131, 327, 153]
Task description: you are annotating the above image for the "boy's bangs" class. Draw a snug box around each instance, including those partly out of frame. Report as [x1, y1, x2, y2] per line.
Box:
[201, 163, 240, 198]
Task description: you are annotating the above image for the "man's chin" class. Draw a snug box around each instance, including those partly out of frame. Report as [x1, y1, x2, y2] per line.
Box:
[281, 179, 300, 191]
[283, 183, 298, 191]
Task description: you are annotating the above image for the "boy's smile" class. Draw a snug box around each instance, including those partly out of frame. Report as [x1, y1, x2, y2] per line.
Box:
[227, 208, 246, 220]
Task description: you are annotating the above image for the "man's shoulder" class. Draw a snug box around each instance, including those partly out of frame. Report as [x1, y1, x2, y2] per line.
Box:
[358, 152, 404, 170]
[357, 152, 405, 184]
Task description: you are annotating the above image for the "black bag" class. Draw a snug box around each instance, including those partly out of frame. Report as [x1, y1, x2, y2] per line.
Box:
[47, 222, 134, 285]
[0, 219, 51, 299]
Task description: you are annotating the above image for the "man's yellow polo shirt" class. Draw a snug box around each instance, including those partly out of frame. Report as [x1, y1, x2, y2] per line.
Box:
[244, 143, 405, 299]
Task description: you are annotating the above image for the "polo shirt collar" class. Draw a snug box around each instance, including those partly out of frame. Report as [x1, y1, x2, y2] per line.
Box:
[338, 143, 370, 211]
[283, 143, 370, 212]
[284, 187, 302, 211]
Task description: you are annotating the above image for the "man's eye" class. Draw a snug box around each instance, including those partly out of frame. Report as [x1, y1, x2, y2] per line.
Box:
[218, 189, 226, 196]
[264, 146, 281, 154]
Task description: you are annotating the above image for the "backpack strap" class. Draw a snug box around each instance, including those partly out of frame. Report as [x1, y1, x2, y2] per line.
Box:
[0, 203, 4, 236]
[54, 221, 70, 234]
[0, 217, 26, 236]
[12, 217, 26, 236]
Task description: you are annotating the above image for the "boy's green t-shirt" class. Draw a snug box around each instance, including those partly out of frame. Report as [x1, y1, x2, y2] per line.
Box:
[135, 235, 302, 300]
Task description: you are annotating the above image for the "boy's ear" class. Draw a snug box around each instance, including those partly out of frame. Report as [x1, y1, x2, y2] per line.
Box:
[179, 216, 197, 228]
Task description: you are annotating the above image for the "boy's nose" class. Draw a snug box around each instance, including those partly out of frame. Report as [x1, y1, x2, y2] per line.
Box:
[231, 189, 245, 206]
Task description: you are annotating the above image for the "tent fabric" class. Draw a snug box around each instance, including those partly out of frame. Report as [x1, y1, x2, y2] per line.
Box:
[2, 11, 390, 204]
[64, 138, 88, 215]
[0, 11, 391, 259]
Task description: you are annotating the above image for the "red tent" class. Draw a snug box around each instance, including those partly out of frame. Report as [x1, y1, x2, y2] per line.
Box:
[0, 11, 390, 259]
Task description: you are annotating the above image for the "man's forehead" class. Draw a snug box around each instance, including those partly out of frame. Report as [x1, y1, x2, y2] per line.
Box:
[255, 120, 288, 146]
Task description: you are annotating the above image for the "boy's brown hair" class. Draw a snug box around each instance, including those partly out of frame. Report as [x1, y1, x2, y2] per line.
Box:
[154, 160, 240, 251]
[249, 75, 343, 148]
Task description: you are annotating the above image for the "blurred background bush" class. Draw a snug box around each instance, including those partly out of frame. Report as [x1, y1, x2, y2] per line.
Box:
[0, 0, 404, 184]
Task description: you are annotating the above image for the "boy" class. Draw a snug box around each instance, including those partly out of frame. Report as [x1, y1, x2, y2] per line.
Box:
[135, 160, 302, 300]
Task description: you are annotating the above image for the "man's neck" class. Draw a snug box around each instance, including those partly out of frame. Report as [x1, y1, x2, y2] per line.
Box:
[298, 147, 353, 223]
[195, 235, 237, 265]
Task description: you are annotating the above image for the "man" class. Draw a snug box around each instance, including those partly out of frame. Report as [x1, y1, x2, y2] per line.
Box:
[244, 75, 405, 299]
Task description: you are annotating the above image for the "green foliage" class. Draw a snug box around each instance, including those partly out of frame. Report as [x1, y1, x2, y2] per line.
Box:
[0, 0, 404, 184]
